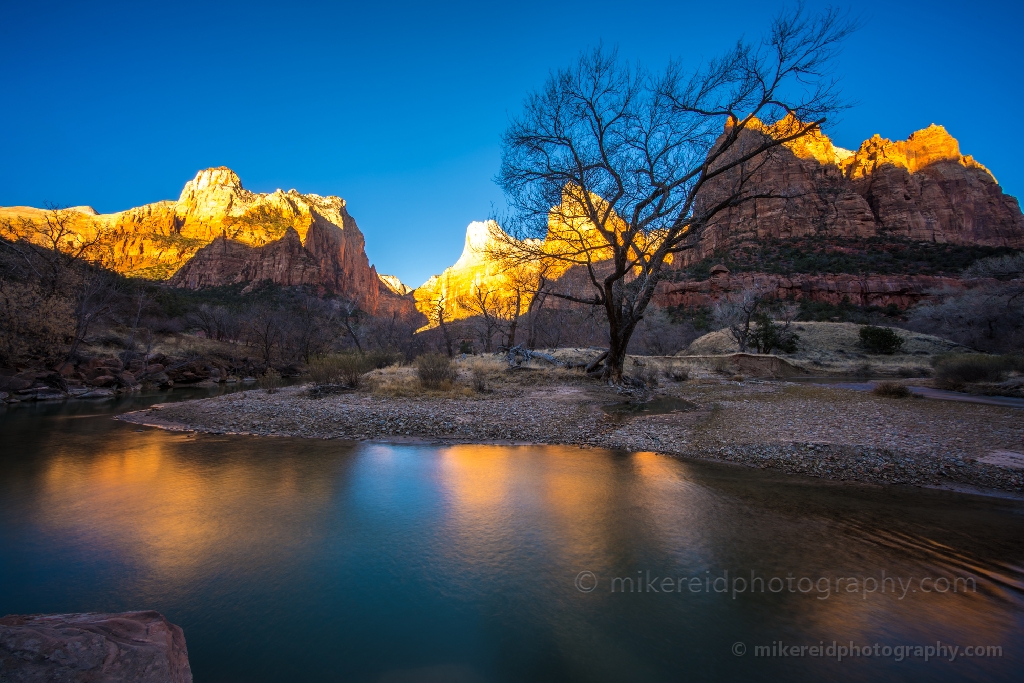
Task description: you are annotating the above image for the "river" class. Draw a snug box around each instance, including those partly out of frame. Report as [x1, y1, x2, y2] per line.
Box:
[1, 388, 1022, 682]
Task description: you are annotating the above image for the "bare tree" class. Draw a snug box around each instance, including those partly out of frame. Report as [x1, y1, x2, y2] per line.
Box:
[188, 304, 238, 341]
[365, 310, 417, 354]
[908, 286, 1024, 353]
[428, 294, 455, 357]
[291, 295, 339, 362]
[244, 305, 287, 368]
[493, 6, 852, 379]
[964, 253, 1024, 281]
[119, 287, 152, 368]
[458, 284, 502, 352]
[496, 264, 548, 349]
[712, 288, 764, 352]
[337, 298, 364, 353]
[0, 205, 111, 295]
[65, 265, 120, 361]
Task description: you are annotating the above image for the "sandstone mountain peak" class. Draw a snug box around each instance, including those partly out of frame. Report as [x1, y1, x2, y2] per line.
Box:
[843, 123, 993, 181]
[183, 167, 244, 193]
[0, 169, 390, 312]
[379, 274, 413, 296]
[737, 117, 993, 182]
[452, 220, 502, 272]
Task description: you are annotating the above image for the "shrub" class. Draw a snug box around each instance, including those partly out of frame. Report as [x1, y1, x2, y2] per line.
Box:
[896, 365, 931, 378]
[471, 366, 488, 392]
[365, 349, 402, 369]
[258, 369, 284, 394]
[0, 280, 74, 366]
[307, 353, 374, 394]
[854, 363, 873, 378]
[859, 325, 905, 354]
[750, 311, 799, 353]
[666, 366, 690, 382]
[629, 365, 659, 389]
[933, 354, 1024, 389]
[872, 381, 911, 398]
[417, 353, 458, 389]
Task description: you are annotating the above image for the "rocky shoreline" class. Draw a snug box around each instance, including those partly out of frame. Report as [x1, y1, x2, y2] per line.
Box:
[117, 377, 1024, 496]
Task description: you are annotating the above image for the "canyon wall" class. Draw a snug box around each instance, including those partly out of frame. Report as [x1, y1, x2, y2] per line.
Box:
[682, 123, 1024, 266]
[1, 168, 385, 312]
[415, 123, 1024, 322]
[653, 268, 970, 310]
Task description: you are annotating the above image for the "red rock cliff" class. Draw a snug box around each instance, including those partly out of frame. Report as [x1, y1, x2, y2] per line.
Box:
[1, 168, 384, 312]
[681, 123, 1024, 267]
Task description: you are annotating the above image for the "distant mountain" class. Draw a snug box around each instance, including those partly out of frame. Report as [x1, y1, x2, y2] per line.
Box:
[378, 274, 413, 296]
[682, 121, 1024, 266]
[0, 168, 399, 313]
[413, 123, 1024, 322]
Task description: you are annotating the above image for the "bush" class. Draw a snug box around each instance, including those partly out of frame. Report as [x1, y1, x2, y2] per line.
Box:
[471, 366, 488, 392]
[712, 357, 730, 374]
[859, 325, 904, 354]
[365, 349, 402, 369]
[629, 365, 659, 389]
[417, 353, 458, 389]
[750, 312, 799, 354]
[258, 369, 284, 394]
[308, 353, 374, 394]
[933, 354, 1024, 389]
[666, 366, 690, 382]
[896, 365, 931, 378]
[872, 381, 911, 398]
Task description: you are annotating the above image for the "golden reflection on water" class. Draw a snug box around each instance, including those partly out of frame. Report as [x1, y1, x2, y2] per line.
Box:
[33, 427, 337, 585]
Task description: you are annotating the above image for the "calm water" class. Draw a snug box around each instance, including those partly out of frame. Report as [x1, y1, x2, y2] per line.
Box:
[1, 390, 1023, 682]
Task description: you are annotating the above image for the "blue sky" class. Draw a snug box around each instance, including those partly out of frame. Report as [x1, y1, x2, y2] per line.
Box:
[2, 0, 1021, 287]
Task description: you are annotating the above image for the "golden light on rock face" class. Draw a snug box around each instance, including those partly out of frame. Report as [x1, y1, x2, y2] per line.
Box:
[412, 188, 669, 328]
[411, 119, 999, 330]
[0, 167, 360, 281]
[743, 115, 993, 180]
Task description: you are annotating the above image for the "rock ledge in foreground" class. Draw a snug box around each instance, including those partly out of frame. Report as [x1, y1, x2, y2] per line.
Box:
[0, 611, 192, 683]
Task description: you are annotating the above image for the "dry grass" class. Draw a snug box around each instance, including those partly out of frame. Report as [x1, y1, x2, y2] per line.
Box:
[363, 354, 589, 398]
[933, 354, 1024, 390]
[365, 365, 474, 398]
[416, 353, 458, 389]
[147, 333, 239, 359]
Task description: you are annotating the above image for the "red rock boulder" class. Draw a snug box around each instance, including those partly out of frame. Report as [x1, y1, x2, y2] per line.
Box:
[0, 611, 192, 682]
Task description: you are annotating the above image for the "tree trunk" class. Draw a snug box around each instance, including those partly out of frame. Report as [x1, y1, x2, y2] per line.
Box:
[601, 312, 637, 382]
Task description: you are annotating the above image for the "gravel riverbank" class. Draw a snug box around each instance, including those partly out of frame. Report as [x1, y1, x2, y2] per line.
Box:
[117, 376, 1024, 495]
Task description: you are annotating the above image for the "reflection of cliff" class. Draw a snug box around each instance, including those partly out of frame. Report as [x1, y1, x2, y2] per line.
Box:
[35, 428, 341, 583]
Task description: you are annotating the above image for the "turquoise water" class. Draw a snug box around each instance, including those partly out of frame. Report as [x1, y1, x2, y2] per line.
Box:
[1, 391, 1022, 682]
